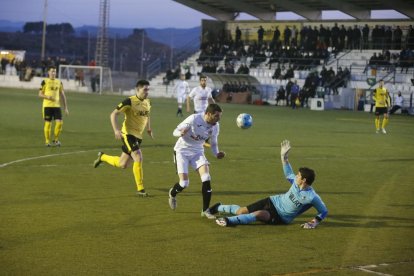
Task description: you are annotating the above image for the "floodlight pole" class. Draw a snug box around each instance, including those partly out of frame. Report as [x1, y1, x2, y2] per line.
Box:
[41, 0, 48, 61]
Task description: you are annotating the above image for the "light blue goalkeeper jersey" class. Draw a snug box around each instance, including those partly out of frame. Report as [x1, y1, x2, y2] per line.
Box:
[270, 163, 328, 224]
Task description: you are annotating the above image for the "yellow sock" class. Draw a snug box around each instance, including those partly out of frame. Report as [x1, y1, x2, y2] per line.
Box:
[133, 161, 144, 191]
[54, 120, 63, 141]
[382, 117, 388, 129]
[44, 121, 52, 144]
[101, 154, 120, 167]
[375, 118, 380, 130]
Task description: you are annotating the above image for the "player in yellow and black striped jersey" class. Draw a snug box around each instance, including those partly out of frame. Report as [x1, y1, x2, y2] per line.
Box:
[93, 80, 154, 197]
[373, 80, 390, 134]
[38, 66, 69, 147]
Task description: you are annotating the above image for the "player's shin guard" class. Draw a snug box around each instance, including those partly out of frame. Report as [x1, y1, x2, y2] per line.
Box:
[54, 120, 63, 141]
[133, 161, 144, 191]
[218, 204, 241, 215]
[101, 154, 120, 167]
[382, 117, 389, 129]
[44, 121, 52, 144]
[170, 182, 185, 197]
[202, 180, 212, 211]
[375, 118, 380, 130]
[227, 213, 256, 225]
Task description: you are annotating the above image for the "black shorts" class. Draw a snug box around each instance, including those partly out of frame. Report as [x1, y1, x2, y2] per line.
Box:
[246, 197, 285, 225]
[43, 107, 62, 121]
[121, 134, 142, 154]
[375, 107, 388, 115]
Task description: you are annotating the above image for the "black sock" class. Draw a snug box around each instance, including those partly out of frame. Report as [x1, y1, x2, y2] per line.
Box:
[202, 180, 212, 211]
[170, 183, 184, 197]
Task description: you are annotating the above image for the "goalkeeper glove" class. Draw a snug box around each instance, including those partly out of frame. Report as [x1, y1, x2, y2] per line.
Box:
[280, 140, 291, 162]
[301, 218, 319, 229]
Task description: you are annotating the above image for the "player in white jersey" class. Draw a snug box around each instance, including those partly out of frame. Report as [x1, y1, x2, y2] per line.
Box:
[187, 75, 215, 114]
[174, 74, 190, 117]
[168, 103, 226, 219]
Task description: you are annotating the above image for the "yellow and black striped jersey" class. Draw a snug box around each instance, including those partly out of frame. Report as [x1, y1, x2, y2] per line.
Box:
[117, 96, 151, 139]
[40, 78, 64, 108]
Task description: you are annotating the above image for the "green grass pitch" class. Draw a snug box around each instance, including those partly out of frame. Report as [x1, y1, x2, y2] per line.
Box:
[1, 87, 413, 275]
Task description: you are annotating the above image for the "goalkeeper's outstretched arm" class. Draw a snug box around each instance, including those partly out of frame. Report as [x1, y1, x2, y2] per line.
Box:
[280, 140, 291, 164]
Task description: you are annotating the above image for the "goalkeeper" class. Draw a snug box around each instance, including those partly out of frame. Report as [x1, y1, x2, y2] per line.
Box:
[210, 140, 328, 229]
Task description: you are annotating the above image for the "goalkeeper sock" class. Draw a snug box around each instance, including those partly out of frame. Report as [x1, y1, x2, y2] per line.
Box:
[133, 161, 144, 191]
[375, 118, 380, 130]
[43, 121, 52, 144]
[101, 154, 120, 167]
[227, 213, 256, 225]
[218, 204, 240, 215]
[382, 117, 389, 129]
[54, 120, 63, 141]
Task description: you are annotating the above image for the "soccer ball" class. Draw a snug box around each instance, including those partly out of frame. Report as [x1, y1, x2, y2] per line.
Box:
[236, 113, 253, 129]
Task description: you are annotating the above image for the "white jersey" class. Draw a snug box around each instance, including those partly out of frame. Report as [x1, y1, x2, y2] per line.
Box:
[394, 95, 404, 106]
[173, 113, 219, 156]
[188, 85, 213, 113]
[174, 80, 190, 104]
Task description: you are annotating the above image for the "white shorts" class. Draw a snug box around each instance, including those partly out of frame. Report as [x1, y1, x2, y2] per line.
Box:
[177, 96, 186, 104]
[174, 150, 209, 174]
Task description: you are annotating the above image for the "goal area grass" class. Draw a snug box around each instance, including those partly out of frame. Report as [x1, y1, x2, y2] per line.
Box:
[1, 87, 413, 275]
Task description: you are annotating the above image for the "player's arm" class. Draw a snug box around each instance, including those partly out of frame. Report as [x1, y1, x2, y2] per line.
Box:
[386, 92, 391, 107]
[372, 89, 377, 102]
[173, 116, 192, 137]
[210, 125, 225, 159]
[59, 85, 69, 115]
[110, 108, 123, 140]
[186, 94, 192, 112]
[146, 116, 154, 139]
[38, 81, 53, 101]
[301, 196, 328, 229]
[280, 140, 296, 185]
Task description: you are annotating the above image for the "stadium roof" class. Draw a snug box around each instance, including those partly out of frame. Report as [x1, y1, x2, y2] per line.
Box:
[173, 0, 414, 21]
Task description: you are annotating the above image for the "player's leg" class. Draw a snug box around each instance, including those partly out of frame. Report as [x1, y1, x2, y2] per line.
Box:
[216, 210, 267, 227]
[43, 120, 52, 146]
[218, 197, 271, 225]
[42, 107, 52, 146]
[177, 98, 183, 116]
[169, 151, 189, 209]
[214, 204, 242, 214]
[53, 120, 63, 146]
[98, 152, 123, 168]
[52, 108, 63, 146]
[131, 149, 147, 196]
[375, 114, 380, 133]
[198, 164, 212, 213]
[381, 113, 389, 133]
[169, 173, 189, 210]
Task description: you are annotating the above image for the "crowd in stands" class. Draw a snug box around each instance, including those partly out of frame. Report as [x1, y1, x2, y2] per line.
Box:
[0, 55, 85, 81]
[365, 48, 414, 73]
[194, 23, 414, 76]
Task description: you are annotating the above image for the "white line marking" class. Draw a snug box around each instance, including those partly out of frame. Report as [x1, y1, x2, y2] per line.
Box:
[353, 264, 392, 275]
[0, 150, 90, 168]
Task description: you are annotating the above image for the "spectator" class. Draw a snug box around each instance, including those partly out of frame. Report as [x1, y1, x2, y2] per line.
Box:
[275, 86, 286, 106]
[290, 81, 300, 109]
[257, 26, 265, 44]
[389, 91, 404, 114]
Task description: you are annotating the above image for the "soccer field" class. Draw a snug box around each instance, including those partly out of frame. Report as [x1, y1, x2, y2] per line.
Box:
[1, 87, 413, 275]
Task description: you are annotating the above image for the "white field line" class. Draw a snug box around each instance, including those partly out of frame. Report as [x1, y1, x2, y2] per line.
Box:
[0, 150, 90, 168]
[352, 264, 392, 275]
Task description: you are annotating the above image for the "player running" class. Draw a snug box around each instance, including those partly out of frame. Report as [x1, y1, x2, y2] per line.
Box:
[168, 103, 226, 219]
